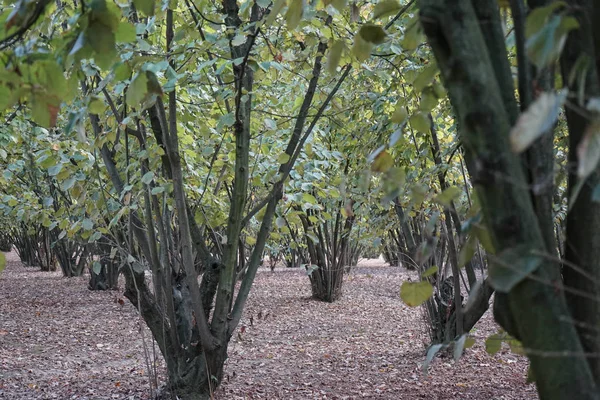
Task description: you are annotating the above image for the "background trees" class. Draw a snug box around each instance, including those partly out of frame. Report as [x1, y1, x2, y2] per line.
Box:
[1, 0, 599, 398]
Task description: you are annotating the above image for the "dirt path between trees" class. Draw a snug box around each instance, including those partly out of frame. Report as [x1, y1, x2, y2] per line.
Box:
[0, 252, 536, 399]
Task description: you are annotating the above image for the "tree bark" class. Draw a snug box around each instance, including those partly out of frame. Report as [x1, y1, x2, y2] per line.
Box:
[419, 0, 599, 397]
[560, 0, 600, 385]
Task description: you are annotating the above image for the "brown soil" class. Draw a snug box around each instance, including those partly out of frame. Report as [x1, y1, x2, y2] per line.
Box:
[0, 251, 537, 399]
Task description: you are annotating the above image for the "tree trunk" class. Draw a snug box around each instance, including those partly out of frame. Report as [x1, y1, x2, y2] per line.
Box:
[560, 0, 600, 385]
[418, 0, 599, 397]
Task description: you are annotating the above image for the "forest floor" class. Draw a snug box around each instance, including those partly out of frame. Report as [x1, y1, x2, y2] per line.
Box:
[0, 251, 537, 400]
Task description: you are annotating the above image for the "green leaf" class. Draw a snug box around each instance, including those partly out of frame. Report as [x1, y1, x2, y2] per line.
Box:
[526, 14, 578, 69]
[507, 337, 525, 355]
[145, 70, 163, 95]
[114, 63, 132, 81]
[327, 40, 344, 75]
[0, 252, 5, 275]
[400, 281, 433, 307]
[133, 0, 155, 16]
[409, 112, 430, 133]
[371, 150, 393, 172]
[423, 343, 444, 372]
[458, 234, 477, 268]
[151, 186, 165, 195]
[419, 89, 438, 112]
[329, 0, 347, 13]
[92, 261, 102, 275]
[401, 18, 424, 51]
[465, 336, 476, 349]
[264, 0, 287, 29]
[352, 34, 373, 62]
[306, 232, 319, 243]
[358, 24, 387, 45]
[305, 264, 318, 276]
[473, 223, 495, 254]
[421, 265, 438, 278]
[527, 365, 536, 384]
[126, 73, 148, 107]
[31, 95, 59, 128]
[278, 153, 291, 164]
[413, 64, 438, 93]
[231, 34, 247, 47]
[389, 128, 403, 147]
[510, 90, 567, 153]
[115, 21, 137, 43]
[89, 231, 102, 242]
[391, 105, 407, 124]
[489, 244, 542, 293]
[373, 0, 401, 20]
[82, 218, 94, 231]
[485, 334, 503, 355]
[141, 171, 154, 184]
[432, 81, 446, 98]
[69, 32, 86, 56]
[576, 119, 600, 179]
[87, 22, 117, 69]
[302, 193, 318, 204]
[48, 164, 63, 177]
[525, 1, 566, 38]
[276, 217, 286, 228]
[453, 334, 469, 361]
[592, 183, 600, 203]
[285, 0, 304, 30]
[434, 186, 461, 207]
[88, 97, 105, 114]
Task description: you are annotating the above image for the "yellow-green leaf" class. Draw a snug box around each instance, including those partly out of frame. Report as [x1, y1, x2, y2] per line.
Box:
[329, 0, 347, 12]
[302, 193, 318, 204]
[278, 153, 291, 164]
[401, 18, 424, 51]
[373, 0, 401, 20]
[285, 0, 304, 31]
[358, 23, 387, 45]
[352, 34, 373, 62]
[421, 265, 438, 278]
[371, 150, 393, 172]
[400, 281, 433, 307]
[89, 97, 105, 114]
[458, 234, 477, 268]
[87, 22, 117, 69]
[264, 0, 287, 28]
[327, 40, 344, 75]
[126, 73, 148, 107]
[133, 0, 155, 16]
[115, 21, 137, 43]
[489, 245, 542, 293]
[413, 64, 438, 93]
[577, 119, 600, 179]
[391, 105, 407, 124]
[434, 186, 461, 207]
[409, 112, 430, 133]
[510, 90, 567, 153]
[485, 334, 503, 355]
[420, 89, 438, 111]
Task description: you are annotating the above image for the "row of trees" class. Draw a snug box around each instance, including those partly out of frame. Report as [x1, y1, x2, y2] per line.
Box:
[1, 0, 597, 398]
